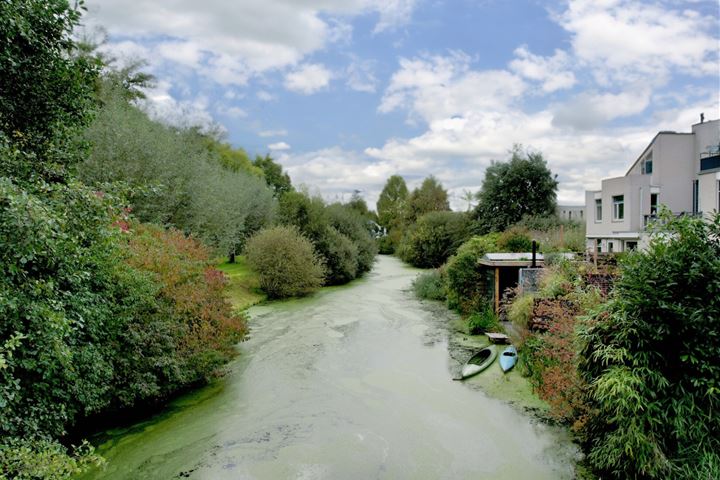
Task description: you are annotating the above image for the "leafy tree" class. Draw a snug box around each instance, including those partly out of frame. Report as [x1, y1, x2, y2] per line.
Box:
[445, 234, 500, 314]
[405, 175, 450, 223]
[202, 136, 264, 177]
[253, 154, 293, 197]
[397, 211, 470, 268]
[79, 82, 275, 258]
[472, 146, 558, 234]
[0, 0, 99, 179]
[579, 213, 720, 479]
[376, 175, 408, 228]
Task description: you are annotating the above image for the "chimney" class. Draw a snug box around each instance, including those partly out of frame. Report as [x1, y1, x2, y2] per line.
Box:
[531, 240, 537, 268]
[701, 113, 705, 123]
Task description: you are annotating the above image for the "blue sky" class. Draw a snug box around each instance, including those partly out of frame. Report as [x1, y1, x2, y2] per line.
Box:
[86, 0, 719, 209]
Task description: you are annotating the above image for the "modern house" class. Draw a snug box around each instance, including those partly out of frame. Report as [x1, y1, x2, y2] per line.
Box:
[585, 117, 720, 253]
[556, 204, 585, 222]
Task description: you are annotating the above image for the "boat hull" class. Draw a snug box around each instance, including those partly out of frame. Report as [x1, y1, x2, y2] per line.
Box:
[499, 345, 518, 373]
[460, 346, 497, 379]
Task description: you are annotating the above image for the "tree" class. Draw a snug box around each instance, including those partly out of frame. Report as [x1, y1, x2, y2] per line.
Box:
[397, 211, 470, 268]
[376, 175, 408, 228]
[579, 212, 720, 479]
[405, 175, 450, 223]
[471, 146, 558, 234]
[0, 0, 99, 179]
[253, 154, 293, 197]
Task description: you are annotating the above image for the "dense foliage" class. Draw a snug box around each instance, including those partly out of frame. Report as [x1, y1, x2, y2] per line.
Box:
[245, 226, 326, 298]
[444, 234, 499, 314]
[412, 269, 447, 301]
[472, 146, 558, 234]
[79, 83, 275, 258]
[0, 2, 249, 476]
[397, 211, 470, 268]
[277, 191, 376, 286]
[580, 214, 720, 479]
[253, 154, 293, 197]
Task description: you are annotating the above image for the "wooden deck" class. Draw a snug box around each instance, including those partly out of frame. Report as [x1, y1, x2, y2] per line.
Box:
[485, 332, 510, 344]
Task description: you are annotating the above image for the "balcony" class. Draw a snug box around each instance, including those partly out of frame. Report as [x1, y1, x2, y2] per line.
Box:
[644, 211, 703, 227]
[700, 145, 720, 172]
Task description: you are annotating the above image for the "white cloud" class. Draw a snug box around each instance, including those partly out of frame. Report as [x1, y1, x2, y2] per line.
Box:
[346, 58, 378, 93]
[155, 41, 203, 68]
[216, 105, 248, 118]
[552, 89, 652, 130]
[268, 142, 291, 151]
[86, 0, 420, 85]
[284, 63, 332, 94]
[256, 90, 277, 102]
[380, 52, 526, 123]
[259, 129, 288, 138]
[509, 46, 576, 93]
[558, 0, 718, 85]
[139, 81, 220, 134]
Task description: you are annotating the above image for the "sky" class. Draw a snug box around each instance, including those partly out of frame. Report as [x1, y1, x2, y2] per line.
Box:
[85, 0, 720, 210]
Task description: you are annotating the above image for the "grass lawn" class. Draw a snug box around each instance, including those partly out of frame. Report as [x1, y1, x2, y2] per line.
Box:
[216, 256, 266, 310]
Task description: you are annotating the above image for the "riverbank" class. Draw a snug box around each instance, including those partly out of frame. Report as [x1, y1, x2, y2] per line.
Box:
[216, 256, 266, 310]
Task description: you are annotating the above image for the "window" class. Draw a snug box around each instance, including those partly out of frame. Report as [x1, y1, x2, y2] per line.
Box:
[613, 195, 624, 220]
[692, 180, 699, 214]
[568, 211, 572, 220]
[626, 241, 637, 251]
[595, 198, 602, 221]
[642, 152, 653, 174]
[608, 241, 614, 253]
[580, 210, 583, 218]
[650, 193, 658, 215]
[596, 239, 602, 253]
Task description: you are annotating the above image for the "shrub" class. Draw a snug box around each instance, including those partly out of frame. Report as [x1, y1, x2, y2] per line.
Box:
[278, 192, 376, 285]
[445, 233, 499, 314]
[412, 269, 446, 301]
[245, 226, 326, 298]
[497, 226, 533, 252]
[467, 304, 500, 335]
[121, 223, 248, 400]
[508, 293, 535, 329]
[398, 211, 469, 268]
[579, 213, 720, 479]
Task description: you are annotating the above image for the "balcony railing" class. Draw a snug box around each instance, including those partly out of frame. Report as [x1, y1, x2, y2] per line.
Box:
[644, 211, 703, 227]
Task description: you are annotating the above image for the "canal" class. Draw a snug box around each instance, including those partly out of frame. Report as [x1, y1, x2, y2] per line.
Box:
[81, 255, 576, 479]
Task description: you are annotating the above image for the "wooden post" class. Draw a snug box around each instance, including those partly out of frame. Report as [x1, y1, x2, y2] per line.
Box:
[495, 267, 500, 314]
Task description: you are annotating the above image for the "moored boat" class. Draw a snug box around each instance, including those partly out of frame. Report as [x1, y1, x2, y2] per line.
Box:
[499, 345, 517, 373]
[458, 346, 497, 380]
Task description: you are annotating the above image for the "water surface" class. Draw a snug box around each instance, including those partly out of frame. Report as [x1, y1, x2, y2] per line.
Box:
[82, 255, 575, 479]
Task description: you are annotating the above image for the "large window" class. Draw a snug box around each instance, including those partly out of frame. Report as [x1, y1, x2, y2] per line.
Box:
[595, 198, 602, 221]
[613, 195, 624, 220]
[650, 193, 658, 215]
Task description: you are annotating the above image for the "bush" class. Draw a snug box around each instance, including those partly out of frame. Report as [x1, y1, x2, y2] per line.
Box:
[508, 293, 535, 329]
[121, 223, 248, 402]
[412, 269, 446, 301]
[579, 213, 720, 479]
[245, 226, 326, 298]
[398, 211, 469, 268]
[497, 226, 533, 252]
[445, 233, 499, 314]
[277, 192, 376, 285]
[467, 304, 500, 335]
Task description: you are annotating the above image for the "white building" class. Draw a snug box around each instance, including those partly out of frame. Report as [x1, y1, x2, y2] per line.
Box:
[556, 204, 585, 222]
[585, 117, 720, 253]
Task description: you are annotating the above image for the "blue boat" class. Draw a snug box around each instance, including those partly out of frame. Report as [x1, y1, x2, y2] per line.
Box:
[499, 345, 517, 373]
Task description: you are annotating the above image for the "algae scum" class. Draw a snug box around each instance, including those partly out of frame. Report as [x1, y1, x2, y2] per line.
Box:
[81, 256, 577, 479]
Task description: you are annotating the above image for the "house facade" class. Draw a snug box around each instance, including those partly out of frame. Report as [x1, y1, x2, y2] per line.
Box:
[556, 204, 585, 222]
[585, 118, 720, 253]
